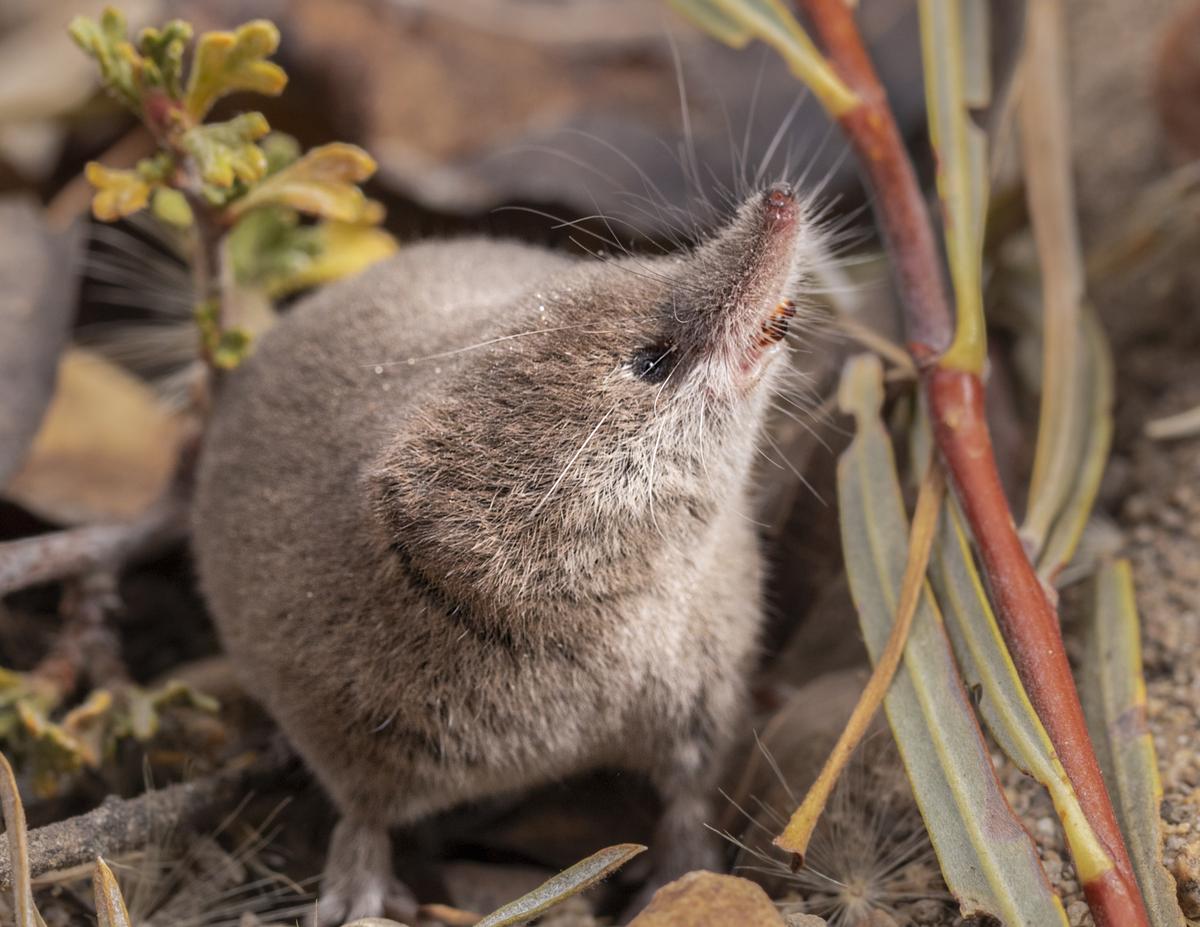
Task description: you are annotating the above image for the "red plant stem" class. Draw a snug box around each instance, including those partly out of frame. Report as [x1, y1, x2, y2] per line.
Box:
[795, 1, 1150, 924]
[799, 0, 952, 361]
[929, 370, 1146, 926]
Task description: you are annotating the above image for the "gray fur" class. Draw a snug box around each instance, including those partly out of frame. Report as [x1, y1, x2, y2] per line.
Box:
[191, 187, 818, 923]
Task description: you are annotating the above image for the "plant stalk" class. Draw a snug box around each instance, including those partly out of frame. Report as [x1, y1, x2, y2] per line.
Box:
[794, 1, 1149, 923]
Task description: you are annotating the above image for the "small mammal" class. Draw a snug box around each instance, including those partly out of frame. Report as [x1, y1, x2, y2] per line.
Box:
[192, 183, 819, 923]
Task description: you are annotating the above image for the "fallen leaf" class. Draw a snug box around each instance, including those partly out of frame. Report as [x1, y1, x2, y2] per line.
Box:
[3, 347, 184, 524]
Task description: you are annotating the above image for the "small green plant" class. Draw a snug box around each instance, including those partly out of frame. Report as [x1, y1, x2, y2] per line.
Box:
[70, 7, 396, 369]
[0, 669, 217, 797]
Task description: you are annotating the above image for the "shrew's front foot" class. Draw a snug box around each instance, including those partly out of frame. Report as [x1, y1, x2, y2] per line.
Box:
[314, 817, 418, 926]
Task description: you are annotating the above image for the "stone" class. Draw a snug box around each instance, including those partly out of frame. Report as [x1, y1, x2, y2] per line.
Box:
[627, 872, 786, 927]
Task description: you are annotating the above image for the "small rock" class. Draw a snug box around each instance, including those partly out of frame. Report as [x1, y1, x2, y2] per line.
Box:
[784, 914, 828, 927]
[627, 872, 785, 926]
[1066, 899, 1092, 927]
[1172, 843, 1200, 919]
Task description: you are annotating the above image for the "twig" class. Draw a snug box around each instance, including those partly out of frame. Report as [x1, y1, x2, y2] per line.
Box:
[0, 495, 186, 598]
[0, 756, 286, 891]
[794, 2, 1149, 924]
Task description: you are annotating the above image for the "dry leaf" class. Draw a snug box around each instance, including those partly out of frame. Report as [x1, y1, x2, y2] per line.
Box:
[3, 347, 183, 524]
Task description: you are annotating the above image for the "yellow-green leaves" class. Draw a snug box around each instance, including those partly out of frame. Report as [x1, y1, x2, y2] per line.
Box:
[182, 112, 270, 190]
[0, 672, 218, 797]
[1083, 562, 1187, 927]
[84, 163, 152, 222]
[837, 354, 1068, 926]
[285, 222, 397, 296]
[73, 10, 388, 374]
[183, 20, 286, 120]
[229, 208, 397, 299]
[667, 0, 859, 116]
[83, 152, 175, 226]
[151, 187, 193, 227]
[69, 7, 142, 113]
[195, 301, 251, 370]
[134, 20, 193, 99]
[228, 143, 383, 223]
[70, 10, 196, 116]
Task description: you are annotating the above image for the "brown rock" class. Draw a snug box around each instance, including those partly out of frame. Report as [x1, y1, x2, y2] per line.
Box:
[1172, 844, 1200, 919]
[784, 914, 828, 927]
[627, 872, 785, 927]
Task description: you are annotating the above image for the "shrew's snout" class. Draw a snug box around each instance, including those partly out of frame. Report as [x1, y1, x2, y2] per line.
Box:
[763, 182, 798, 229]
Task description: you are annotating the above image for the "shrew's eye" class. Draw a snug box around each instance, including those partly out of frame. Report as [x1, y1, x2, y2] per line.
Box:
[629, 342, 677, 384]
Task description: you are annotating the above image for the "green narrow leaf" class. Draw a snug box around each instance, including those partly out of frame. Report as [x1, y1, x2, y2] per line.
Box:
[1019, 0, 1106, 577]
[919, 0, 989, 372]
[1036, 308, 1114, 580]
[472, 844, 645, 927]
[929, 497, 1116, 889]
[68, 8, 142, 114]
[837, 354, 1067, 927]
[1082, 562, 1186, 927]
